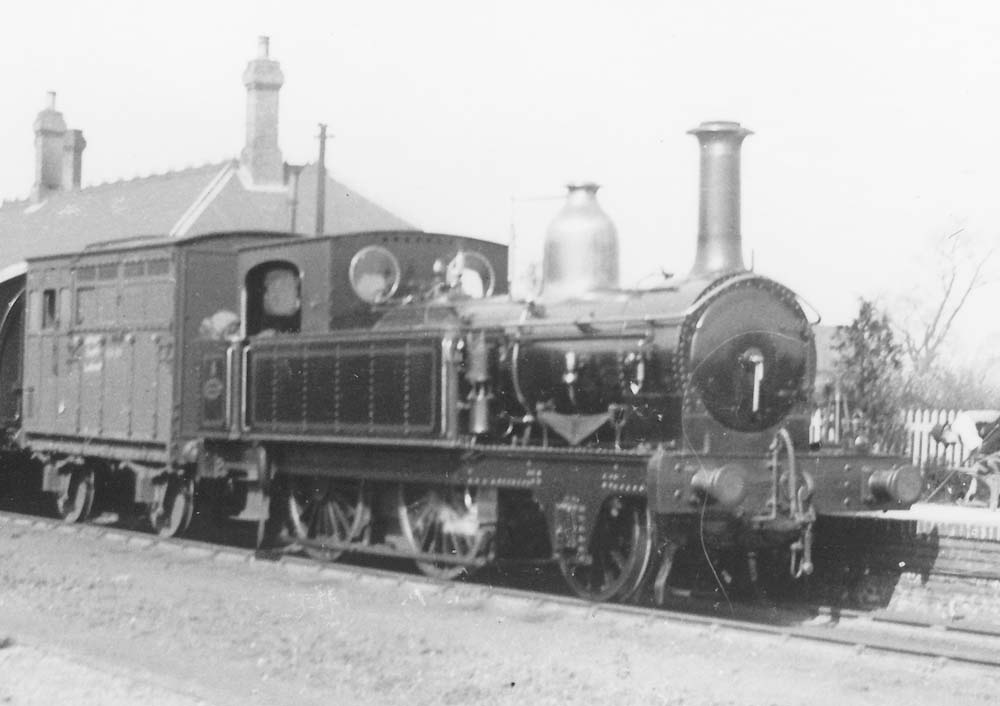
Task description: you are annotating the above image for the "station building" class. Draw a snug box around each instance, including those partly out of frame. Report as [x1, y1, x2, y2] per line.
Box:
[0, 37, 414, 278]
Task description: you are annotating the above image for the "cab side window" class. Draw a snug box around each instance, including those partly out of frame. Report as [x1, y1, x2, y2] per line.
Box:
[245, 261, 302, 336]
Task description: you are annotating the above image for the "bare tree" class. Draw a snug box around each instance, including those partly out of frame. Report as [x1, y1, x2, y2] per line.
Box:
[898, 229, 996, 387]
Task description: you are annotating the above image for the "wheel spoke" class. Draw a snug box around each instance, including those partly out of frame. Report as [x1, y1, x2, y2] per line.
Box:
[329, 490, 353, 538]
[603, 564, 616, 591]
[423, 518, 440, 554]
[414, 501, 434, 530]
[322, 500, 338, 539]
[331, 504, 347, 538]
[608, 549, 627, 573]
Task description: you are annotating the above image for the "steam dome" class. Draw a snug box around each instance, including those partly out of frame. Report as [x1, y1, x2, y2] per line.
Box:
[541, 183, 620, 299]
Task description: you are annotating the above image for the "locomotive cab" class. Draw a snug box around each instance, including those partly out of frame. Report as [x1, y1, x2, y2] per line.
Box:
[229, 231, 508, 444]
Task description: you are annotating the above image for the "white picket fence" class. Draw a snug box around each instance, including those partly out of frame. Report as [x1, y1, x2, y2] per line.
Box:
[902, 409, 971, 469]
[809, 407, 992, 469]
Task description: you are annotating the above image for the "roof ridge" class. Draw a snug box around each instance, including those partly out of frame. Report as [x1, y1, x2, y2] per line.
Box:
[81, 158, 237, 193]
[0, 159, 238, 211]
[0, 159, 238, 209]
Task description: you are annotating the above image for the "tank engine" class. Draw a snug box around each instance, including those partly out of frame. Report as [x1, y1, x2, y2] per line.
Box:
[0, 121, 923, 602]
[221, 120, 920, 599]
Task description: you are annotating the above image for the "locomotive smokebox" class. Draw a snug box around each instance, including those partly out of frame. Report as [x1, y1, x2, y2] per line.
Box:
[542, 183, 620, 299]
[689, 121, 751, 276]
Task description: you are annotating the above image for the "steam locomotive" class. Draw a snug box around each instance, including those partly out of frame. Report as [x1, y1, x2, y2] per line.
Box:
[0, 121, 922, 601]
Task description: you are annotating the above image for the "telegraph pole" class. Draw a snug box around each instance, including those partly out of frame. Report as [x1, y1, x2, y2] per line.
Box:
[315, 123, 330, 236]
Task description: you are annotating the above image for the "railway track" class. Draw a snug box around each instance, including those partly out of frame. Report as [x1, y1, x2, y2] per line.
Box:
[3, 508, 999, 670]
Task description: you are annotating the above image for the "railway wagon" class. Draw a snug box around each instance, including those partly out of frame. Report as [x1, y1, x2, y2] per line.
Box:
[10, 232, 291, 529]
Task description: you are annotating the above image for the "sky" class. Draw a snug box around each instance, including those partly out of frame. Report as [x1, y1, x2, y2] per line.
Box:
[2, 0, 998, 368]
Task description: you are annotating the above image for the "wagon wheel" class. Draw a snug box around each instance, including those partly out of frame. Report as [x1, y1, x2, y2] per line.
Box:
[558, 497, 653, 602]
[287, 478, 370, 562]
[149, 476, 195, 537]
[397, 484, 490, 580]
[55, 468, 95, 523]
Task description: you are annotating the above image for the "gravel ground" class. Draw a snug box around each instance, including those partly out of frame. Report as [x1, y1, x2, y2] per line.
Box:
[0, 643, 208, 706]
[1, 518, 999, 706]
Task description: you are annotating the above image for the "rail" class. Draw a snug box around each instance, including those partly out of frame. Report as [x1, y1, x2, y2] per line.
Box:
[3, 508, 999, 669]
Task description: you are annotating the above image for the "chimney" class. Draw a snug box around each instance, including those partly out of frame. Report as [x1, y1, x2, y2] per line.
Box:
[240, 36, 285, 185]
[32, 91, 67, 201]
[62, 129, 87, 190]
[688, 121, 751, 276]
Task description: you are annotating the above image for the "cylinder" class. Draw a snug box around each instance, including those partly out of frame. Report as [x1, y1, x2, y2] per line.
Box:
[688, 121, 751, 276]
[542, 183, 620, 299]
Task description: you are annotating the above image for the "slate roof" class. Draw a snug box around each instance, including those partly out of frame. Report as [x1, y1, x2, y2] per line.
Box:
[0, 160, 416, 271]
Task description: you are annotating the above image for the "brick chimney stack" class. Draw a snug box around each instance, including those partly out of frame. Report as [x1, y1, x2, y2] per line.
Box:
[32, 91, 67, 201]
[240, 36, 285, 185]
[62, 129, 87, 190]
